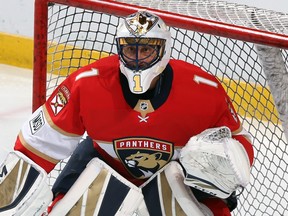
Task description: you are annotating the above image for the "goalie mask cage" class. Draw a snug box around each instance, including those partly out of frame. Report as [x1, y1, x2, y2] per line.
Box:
[34, 0, 288, 215]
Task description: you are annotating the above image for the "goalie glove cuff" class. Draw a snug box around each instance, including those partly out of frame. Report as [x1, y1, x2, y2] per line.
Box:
[179, 126, 251, 199]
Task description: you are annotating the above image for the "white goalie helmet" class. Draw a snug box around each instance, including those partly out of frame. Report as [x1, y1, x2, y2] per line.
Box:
[116, 10, 172, 94]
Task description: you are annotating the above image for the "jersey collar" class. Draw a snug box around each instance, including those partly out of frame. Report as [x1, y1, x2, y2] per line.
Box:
[120, 64, 173, 111]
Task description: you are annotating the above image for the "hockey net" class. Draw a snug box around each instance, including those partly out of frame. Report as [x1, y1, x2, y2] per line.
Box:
[34, 0, 288, 215]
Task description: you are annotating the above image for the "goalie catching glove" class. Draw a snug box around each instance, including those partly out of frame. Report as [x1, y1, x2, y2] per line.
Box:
[179, 126, 251, 199]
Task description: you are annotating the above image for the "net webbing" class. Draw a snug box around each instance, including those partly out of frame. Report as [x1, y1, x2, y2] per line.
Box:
[44, 3, 288, 215]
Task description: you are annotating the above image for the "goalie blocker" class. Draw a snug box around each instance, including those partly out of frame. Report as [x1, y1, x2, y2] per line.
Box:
[180, 126, 251, 199]
[0, 151, 52, 216]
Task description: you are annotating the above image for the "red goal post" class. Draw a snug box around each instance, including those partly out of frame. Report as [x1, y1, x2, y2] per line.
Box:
[33, 0, 288, 215]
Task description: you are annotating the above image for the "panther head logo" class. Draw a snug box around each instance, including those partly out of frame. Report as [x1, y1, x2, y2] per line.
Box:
[114, 137, 173, 179]
[125, 151, 167, 178]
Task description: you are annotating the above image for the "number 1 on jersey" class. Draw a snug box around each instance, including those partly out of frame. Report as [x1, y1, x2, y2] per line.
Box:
[133, 74, 143, 92]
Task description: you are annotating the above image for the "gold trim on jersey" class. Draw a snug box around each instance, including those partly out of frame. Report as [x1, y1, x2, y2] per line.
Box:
[43, 105, 81, 137]
[133, 99, 155, 118]
[19, 131, 59, 164]
[231, 125, 243, 135]
[231, 124, 252, 143]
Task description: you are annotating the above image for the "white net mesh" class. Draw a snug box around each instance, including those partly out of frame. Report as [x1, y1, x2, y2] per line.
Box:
[34, 0, 288, 215]
[117, 0, 288, 35]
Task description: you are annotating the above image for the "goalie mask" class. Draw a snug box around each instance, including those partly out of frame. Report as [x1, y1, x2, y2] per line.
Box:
[116, 11, 171, 94]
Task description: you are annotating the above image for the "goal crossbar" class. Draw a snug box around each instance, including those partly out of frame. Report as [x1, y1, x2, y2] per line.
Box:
[34, 0, 288, 110]
[33, 0, 288, 215]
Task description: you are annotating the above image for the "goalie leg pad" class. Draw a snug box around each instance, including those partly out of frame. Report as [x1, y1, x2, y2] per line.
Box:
[0, 151, 52, 216]
[180, 126, 251, 199]
[48, 158, 148, 216]
[140, 161, 213, 216]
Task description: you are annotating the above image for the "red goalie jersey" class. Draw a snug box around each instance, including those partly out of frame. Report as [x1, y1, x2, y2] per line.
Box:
[15, 55, 254, 184]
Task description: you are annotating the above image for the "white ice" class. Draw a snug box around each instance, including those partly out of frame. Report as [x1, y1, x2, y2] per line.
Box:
[0, 64, 32, 164]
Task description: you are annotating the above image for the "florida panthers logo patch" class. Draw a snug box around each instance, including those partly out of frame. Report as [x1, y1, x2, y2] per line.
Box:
[50, 86, 70, 115]
[114, 137, 173, 179]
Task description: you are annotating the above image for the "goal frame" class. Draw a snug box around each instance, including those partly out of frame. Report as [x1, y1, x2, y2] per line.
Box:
[33, 0, 288, 111]
[33, 0, 288, 215]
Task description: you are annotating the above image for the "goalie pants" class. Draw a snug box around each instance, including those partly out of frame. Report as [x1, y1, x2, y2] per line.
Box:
[51, 136, 102, 198]
[51, 136, 238, 211]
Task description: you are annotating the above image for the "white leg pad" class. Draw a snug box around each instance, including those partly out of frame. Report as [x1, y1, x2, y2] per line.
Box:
[139, 161, 213, 216]
[164, 162, 213, 216]
[49, 158, 148, 216]
[0, 151, 52, 216]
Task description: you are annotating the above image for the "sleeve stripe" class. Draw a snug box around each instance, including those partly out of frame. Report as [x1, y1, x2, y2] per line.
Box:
[43, 105, 81, 137]
[75, 69, 99, 81]
[19, 132, 59, 164]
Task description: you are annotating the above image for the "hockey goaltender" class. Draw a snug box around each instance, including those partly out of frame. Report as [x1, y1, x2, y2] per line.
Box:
[0, 10, 254, 216]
